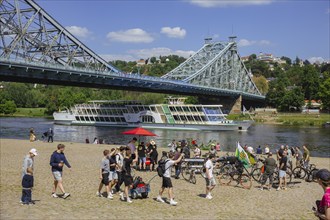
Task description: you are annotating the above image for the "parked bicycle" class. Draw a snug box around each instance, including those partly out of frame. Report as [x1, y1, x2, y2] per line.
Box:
[217, 158, 252, 189]
[292, 161, 318, 182]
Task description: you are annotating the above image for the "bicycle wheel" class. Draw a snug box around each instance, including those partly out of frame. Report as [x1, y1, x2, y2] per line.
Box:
[240, 174, 252, 189]
[251, 168, 262, 182]
[218, 173, 232, 185]
[292, 167, 306, 179]
[181, 167, 191, 182]
[307, 168, 319, 182]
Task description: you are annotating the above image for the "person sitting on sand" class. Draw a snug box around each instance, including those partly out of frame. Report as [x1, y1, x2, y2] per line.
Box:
[313, 169, 330, 220]
[156, 151, 184, 206]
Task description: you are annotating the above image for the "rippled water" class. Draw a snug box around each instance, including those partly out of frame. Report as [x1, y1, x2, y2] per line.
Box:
[1, 117, 329, 157]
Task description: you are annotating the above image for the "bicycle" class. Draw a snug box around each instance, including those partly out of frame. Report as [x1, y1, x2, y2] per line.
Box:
[181, 158, 206, 184]
[292, 161, 318, 181]
[217, 160, 252, 189]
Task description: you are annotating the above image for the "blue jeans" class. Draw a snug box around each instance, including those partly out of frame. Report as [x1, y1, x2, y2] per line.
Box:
[21, 189, 32, 204]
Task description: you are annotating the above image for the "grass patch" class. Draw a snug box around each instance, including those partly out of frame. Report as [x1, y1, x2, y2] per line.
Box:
[13, 108, 47, 117]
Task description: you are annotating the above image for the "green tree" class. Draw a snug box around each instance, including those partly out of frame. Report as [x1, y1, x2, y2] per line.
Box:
[278, 87, 304, 111]
[318, 76, 330, 110]
[0, 100, 17, 114]
[252, 75, 269, 95]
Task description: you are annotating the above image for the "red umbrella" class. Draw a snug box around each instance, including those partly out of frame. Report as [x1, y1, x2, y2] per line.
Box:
[122, 127, 157, 137]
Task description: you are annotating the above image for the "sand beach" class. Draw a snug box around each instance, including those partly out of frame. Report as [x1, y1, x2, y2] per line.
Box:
[0, 138, 329, 219]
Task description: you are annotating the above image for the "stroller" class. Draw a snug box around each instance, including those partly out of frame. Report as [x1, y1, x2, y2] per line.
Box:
[130, 176, 150, 199]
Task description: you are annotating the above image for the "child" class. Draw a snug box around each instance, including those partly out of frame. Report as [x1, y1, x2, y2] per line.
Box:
[21, 167, 34, 205]
[96, 149, 112, 199]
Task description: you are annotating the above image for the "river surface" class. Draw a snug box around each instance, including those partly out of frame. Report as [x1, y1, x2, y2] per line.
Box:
[1, 117, 329, 157]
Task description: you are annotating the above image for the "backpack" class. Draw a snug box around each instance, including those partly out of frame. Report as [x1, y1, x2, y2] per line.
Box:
[157, 159, 169, 177]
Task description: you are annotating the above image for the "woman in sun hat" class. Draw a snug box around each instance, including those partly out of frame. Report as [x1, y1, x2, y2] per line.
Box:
[148, 139, 158, 171]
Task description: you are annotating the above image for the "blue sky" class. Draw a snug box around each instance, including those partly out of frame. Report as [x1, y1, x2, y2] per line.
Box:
[36, 0, 329, 63]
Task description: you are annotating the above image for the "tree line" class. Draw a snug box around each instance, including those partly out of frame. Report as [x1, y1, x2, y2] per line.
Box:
[0, 54, 329, 115]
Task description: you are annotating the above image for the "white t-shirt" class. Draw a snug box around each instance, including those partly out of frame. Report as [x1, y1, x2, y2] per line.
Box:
[205, 159, 214, 178]
[115, 153, 124, 172]
[163, 160, 175, 178]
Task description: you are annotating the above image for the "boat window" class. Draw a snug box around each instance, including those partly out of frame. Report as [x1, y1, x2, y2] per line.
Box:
[84, 116, 89, 121]
[110, 117, 115, 122]
[115, 117, 121, 122]
[120, 117, 126, 122]
[100, 117, 105, 122]
[150, 107, 156, 112]
[95, 117, 100, 122]
[105, 117, 110, 122]
[89, 117, 95, 122]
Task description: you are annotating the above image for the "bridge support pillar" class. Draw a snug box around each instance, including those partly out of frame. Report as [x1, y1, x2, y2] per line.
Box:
[229, 95, 242, 114]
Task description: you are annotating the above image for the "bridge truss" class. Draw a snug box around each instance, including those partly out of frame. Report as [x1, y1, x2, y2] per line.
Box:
[0, 0, 264, 102]
[0, 0, 119, 73]
[162, 39, 262, 96]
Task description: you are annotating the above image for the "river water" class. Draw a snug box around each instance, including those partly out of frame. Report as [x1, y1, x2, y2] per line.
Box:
[1, 117, 329, 157]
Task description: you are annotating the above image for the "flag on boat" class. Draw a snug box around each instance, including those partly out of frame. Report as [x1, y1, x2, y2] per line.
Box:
[235, 141, 250, 168]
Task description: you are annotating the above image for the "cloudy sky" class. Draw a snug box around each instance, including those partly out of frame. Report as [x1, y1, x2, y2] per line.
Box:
[36, 0, 329, 63]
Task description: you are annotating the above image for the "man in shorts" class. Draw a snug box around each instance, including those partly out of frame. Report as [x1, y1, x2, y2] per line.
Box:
[277, 150, 288, 191]
[96, 149, 112, 199]
[156, 152, 184, 206]
[205, 154, 216, 199]
[50, 144, 71, 199]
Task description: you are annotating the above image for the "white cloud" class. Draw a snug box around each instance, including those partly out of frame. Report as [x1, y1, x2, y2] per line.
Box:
[238, 39, 256, 47]
[161, 27, 186, 38]
[106, 28, 154, 43]
[65, 26, 92, 38]
[308, 57, 325, 64]
[187, 0, 273, 8]
[101, 47, 195, 62]
[238, 39, 271, 47]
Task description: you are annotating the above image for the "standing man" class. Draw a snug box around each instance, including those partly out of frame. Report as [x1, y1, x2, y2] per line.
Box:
[137, 142, 147, 171]
[115, 146, 125, 194]
[260, 152, 277, 190]
[47, 128, 54, 143]
[22, 148, 38, 178]
[127, 137, 137, 160]
[302, 145, 310, 168]
[277, 151, 288, 191]
[205, 154, 216, 199]
[295, 146, 303, 167]
[50, 144, 71, 198]
[156, 152, 184, 206]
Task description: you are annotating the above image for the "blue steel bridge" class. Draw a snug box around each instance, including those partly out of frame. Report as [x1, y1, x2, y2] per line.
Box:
[0, 0, 265, 103]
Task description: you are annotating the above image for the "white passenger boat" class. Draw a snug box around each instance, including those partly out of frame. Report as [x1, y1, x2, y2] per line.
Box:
[53, 97, 252, 131]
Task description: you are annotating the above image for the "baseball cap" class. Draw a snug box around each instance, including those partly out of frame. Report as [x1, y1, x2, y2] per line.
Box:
[315, 169, 330, 182]
[29, 148, 38, 156]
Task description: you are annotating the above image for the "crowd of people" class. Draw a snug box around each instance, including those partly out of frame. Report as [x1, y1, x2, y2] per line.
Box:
[20, 138, 330, 219]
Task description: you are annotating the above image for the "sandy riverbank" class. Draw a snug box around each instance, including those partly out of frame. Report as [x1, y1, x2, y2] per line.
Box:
[1, 138, 329, 219]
